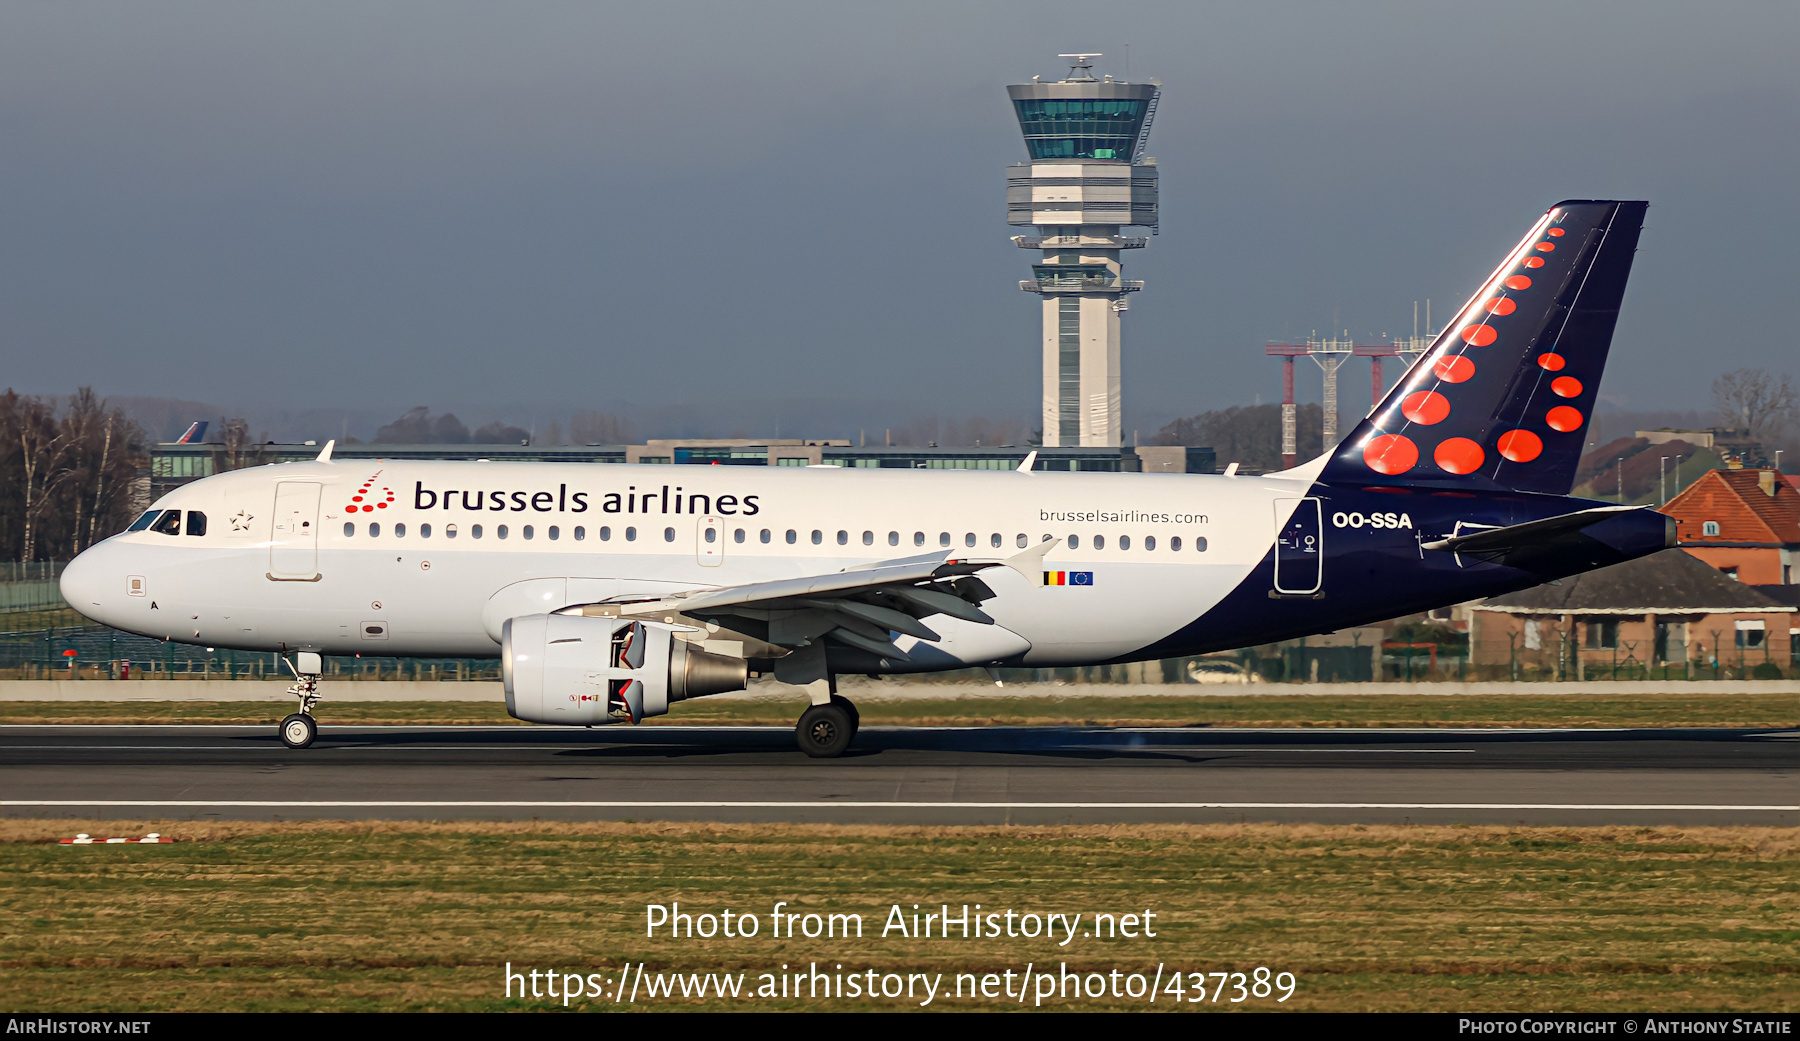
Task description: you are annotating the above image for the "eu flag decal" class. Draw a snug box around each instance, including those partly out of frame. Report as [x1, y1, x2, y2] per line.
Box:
[1045, 571, 1094, 586]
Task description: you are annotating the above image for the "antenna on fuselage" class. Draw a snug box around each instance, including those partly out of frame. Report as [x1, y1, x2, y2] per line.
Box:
[316, 439, 335, 463]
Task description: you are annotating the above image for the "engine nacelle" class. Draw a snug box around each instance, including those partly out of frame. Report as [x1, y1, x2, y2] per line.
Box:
[501, 613, 748, 725]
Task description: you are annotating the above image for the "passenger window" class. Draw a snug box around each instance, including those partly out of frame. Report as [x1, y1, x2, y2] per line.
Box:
[185, 512, 207, 536]
[811, 530, 823, 545]
[964, 533, 976, 548]
[704, 528, 717, 543]
[1016, 533, 1028, 548]
[1119, 535, 1131, 550]
[625, 526, 637, 542]
[1094, 535, 1106, 550]
[599, 526, 610, 541]
[990, 533, 1002, 549]
[151, 511, 182, 536]
[471, 524, 483, 539]
[663, 527, 675, 542]
[1194, 537, 1208, 552]
[547, 526, 557, 540]
[523, 525, 534, 540]
[888, 531, 899, 546]
[914, 532, 925, 547]
[786, 530, 797, 544]
[1068, 534, 1080, 549]
[836, 530, 848, 545]
[369, 522, 380, 537]
[862, 531, 874, 546]
[420, 523, 432, 538]
[760, 529, 771, 543]
[446, 524, 458, 539]
[395, 522, 406, 537]
[734, 528, 745, 543]
[1145, 535, 1155, 550]
[1171, 536, 1182, 551]
[573, 526, 584, 541]
[127, 511, 161, 532]
[497, 525, 508, 539]
[343, 522, 355, 537]
[940, 533, 950, 548]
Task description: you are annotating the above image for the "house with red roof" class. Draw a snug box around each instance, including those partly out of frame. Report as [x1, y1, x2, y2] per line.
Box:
[1660, 468, 1800, 586]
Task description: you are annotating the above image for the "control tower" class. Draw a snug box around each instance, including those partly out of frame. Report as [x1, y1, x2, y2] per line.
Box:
[1008, 54, 1159, 448]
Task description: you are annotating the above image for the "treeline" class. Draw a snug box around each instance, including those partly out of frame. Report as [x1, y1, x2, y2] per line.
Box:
[372, 407, 635, 446]
[0, 389, 148, 562]
[1153, 403, 1324, 472]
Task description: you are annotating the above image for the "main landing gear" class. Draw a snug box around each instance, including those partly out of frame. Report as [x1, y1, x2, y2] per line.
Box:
[796, 694, 860, 758]
[278, 652, 324, 749]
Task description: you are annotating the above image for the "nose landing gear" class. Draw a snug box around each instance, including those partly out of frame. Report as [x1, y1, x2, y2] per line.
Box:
[278, 652, 324, 749]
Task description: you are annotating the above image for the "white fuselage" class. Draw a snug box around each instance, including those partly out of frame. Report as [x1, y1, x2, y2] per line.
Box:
[60, 459, 1319, 668]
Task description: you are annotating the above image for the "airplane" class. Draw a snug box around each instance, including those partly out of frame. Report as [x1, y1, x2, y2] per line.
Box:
[60, 200, 1669, 757]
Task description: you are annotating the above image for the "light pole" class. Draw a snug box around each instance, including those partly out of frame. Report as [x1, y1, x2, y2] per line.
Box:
[1617, 457, 1625, 502]
[1660, 455, 1669, 505]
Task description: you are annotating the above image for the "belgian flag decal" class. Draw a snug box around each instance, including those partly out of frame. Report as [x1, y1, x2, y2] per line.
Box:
[1044, 571, 1094, 586]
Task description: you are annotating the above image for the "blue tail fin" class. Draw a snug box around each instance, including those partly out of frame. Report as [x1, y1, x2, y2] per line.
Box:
[1318, 200, 1647, 494]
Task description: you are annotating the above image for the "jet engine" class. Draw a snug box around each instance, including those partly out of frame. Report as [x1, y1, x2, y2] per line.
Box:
[501, 614, 748, 725]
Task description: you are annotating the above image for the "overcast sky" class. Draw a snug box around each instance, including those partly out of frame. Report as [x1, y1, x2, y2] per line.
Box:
[2, 2, 1796, 440]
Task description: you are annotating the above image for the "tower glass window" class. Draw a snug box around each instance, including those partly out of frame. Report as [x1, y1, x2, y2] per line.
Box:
[1012, 97, 1148, 160]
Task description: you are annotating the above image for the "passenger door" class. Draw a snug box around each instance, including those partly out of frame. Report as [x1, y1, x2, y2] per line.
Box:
[1273, 497, 1322, 596]
[269, 482, 322, 580]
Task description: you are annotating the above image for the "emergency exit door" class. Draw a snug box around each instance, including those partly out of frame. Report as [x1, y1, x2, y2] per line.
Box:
[1273, 497, 1323, 595]
[269, 482, 322, 580]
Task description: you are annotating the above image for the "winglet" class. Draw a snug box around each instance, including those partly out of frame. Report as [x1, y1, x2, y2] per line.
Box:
[316, 439, 335, 463]
[1004, 535, 1063, 586]
[1016, 450, 1038, 474]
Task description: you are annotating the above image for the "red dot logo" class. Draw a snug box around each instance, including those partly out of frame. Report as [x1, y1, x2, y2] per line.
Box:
[1504, 275, 1532, 291]
[1460, 324, 1498, 347]
[1546, 405, 1584, 432]
[1535, 241, 1556, 252]
[1552, 376, 1583, 398]
[1433, 355, 1475, 383]
[1524, 257, 1546, 269]
[1485, 297, 1517, 316]
[1498, 429, 1543, 462]
[1548, 227, 1566, 237]
[1363, 433, 1418, 475]
[1402, 391, 1450, 425]
[1433, 437, 1485, 475]
[1537, 353, 1566, 371]
[377, 502, 388, 509]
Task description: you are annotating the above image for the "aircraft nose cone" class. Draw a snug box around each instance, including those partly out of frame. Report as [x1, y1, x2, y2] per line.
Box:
[59, 550, 110, 622]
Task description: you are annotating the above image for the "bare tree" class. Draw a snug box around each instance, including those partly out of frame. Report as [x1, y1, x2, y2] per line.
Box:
[1713, 368, 1798, 440]
[212, 418, 269, 473]
[568, 411, 634, 445]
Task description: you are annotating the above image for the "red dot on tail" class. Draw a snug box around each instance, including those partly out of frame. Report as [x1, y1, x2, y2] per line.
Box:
[1498, 429, 1543, 462]
[1537, 353, 1566, 371]
[1434, 437, 1485, 475]
[1524, 257, 1545, 269]
[1433, 355, 1475, 383]
[1460, 324, 1498, 347]
[1363, 434, 1418, 475]
[1548, 227, 1566, 237]
[1504, 275, 1532, 291]
[1485, 297, 1516, 316]
[1535, 241, 1556, 252]
[1546, 405, 1584, 432]
[1552, 376, 1583, 398]
[1402, 391, 1450, 425]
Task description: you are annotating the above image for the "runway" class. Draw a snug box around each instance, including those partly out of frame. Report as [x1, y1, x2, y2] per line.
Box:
[3, 724, 1795, 826]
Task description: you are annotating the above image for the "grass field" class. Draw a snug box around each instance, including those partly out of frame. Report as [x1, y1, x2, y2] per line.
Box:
[1, 821, 1795, 1012]
[4, 690, 1796, 729]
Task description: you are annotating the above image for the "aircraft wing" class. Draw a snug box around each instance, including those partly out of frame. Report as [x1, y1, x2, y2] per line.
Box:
[570, 541, 1060, 661]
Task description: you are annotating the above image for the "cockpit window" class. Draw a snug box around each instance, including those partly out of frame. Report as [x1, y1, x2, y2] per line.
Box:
[127, 511, 161, 532]
[150, 510, 183, 536]
[185, 511, 207, 536]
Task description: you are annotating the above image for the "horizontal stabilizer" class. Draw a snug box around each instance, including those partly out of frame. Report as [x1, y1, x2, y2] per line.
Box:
[1422, 505, 1640, 554]
[1423, 505, 1674, 575]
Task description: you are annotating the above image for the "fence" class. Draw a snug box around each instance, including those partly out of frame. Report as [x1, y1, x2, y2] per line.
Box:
[0, 625, 502, 682]
[0, 562, 68, 613]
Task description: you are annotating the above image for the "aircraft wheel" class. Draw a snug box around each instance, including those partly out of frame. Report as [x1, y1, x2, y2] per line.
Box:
[797, 703, 854, 758]
[830, 694, 860, 735]
[279, 712, 317, 749]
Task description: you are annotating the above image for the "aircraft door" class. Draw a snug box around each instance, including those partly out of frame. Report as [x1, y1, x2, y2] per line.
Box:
[697, 516, 724, 567]
[269, 482, 322, 580]
[1273, 497, 1322, 595]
